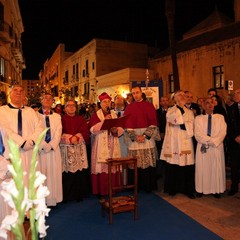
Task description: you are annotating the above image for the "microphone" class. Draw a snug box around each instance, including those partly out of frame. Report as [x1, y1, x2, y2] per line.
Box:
[106, 107, 110, 114]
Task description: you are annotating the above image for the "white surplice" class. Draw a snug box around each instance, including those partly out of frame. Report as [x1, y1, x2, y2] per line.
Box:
[37, 112, 63, 206]
[160, 105, 195, 166]
[90, 109, 123, 174]
[0, 105, 43, 186]
[194, 114, 227, 194]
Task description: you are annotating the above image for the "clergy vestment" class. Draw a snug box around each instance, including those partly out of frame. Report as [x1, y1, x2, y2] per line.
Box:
[38, 109, 63, 206]
[194, 114, 226, 194]
[160, 105, 195, 166]
[0, 104, 43, 186]
[160, 105, 195, 196]
[89, 109, 124, 196]
[123, 100, 159, 192]
[61, 114, 90, 201]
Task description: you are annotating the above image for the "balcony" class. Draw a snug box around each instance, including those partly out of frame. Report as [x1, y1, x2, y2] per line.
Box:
[11, 41, 24, 63]
[0, 22, 15, 43]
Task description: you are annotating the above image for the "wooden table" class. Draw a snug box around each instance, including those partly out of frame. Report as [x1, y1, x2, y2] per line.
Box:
[100, 157, 138, 224]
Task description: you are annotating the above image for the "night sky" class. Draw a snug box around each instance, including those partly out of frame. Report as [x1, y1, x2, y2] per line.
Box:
[18, 0, 234, 79]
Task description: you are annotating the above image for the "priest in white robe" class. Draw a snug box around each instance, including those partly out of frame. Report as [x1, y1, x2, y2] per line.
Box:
[38, 93, 63, 206]
[89, 92, 124, 197]
[160, 90, 195, 198]
[0, 85, 43, 186]
[194, 98, 226, 198]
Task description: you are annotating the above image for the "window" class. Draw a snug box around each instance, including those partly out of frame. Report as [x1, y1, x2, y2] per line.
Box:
[0, 4, 4, 30]
[73, 65, 75, 75]
[64, 70, 69, 85]
[84, 82, 90, 98]
[92, 62, 95, 70]
[86, 60, 89, 76]
[168, 74, 174, 93]
[76, 63, 79, 79]
[0, 57, 6, 82]
[213, 65, 224, 89]
[72, 65, 75, 80]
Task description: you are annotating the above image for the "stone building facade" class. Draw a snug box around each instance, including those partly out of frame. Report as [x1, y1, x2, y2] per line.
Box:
[39, 39, 149, 104]
[0, 0, 25, 102]
[149, 3, 240, 102]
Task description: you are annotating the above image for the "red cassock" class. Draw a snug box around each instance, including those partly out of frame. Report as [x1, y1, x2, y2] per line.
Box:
[62, 114, 90, 144]
[124, 100, 158, 128]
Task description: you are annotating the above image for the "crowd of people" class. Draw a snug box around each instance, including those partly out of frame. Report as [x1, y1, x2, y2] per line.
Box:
[0, 84, 240, 238]
[157, 88, 240, 199]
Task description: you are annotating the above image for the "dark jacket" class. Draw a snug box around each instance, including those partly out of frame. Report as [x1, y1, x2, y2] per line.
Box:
[227, 102, 240, 150]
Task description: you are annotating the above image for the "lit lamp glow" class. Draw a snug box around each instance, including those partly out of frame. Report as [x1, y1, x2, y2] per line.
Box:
[146, 69, 149, 88]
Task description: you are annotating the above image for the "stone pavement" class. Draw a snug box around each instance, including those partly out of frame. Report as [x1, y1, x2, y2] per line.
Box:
[155, 178, 240, 240]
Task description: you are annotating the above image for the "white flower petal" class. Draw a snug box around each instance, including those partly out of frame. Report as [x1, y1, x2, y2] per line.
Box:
[0, 228, 8, 239]
[36, 185, 50, 199]
[0, 210, 18, 231]
[0, 180, 18, 209]
[34, 172, 46, 188]
[37, 213, 49, 238]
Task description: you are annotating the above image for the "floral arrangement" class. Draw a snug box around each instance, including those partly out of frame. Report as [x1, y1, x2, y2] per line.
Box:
[0, 129, 50, 240]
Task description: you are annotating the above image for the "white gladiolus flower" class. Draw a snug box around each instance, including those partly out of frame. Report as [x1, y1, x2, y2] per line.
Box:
[0, 180, 18, 209]
[34, 171, 46, 188]
[37, 211, 49, 238]
[0, 210, 18, 230]
[0, 228, 7, 239]
[1, 130, 50, 239]
[0, 210, 18, 239]
[36, 185, 50, 199]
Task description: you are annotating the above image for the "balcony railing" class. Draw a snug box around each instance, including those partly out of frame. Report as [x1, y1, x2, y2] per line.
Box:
[11, 40, 24, 63]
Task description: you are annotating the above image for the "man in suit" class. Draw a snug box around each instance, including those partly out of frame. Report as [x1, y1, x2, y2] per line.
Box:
[184, 91, 201, 117]
[156, 96, 169, 140]
[227, 88, 240, 196]
[156, 96, 169, 181]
